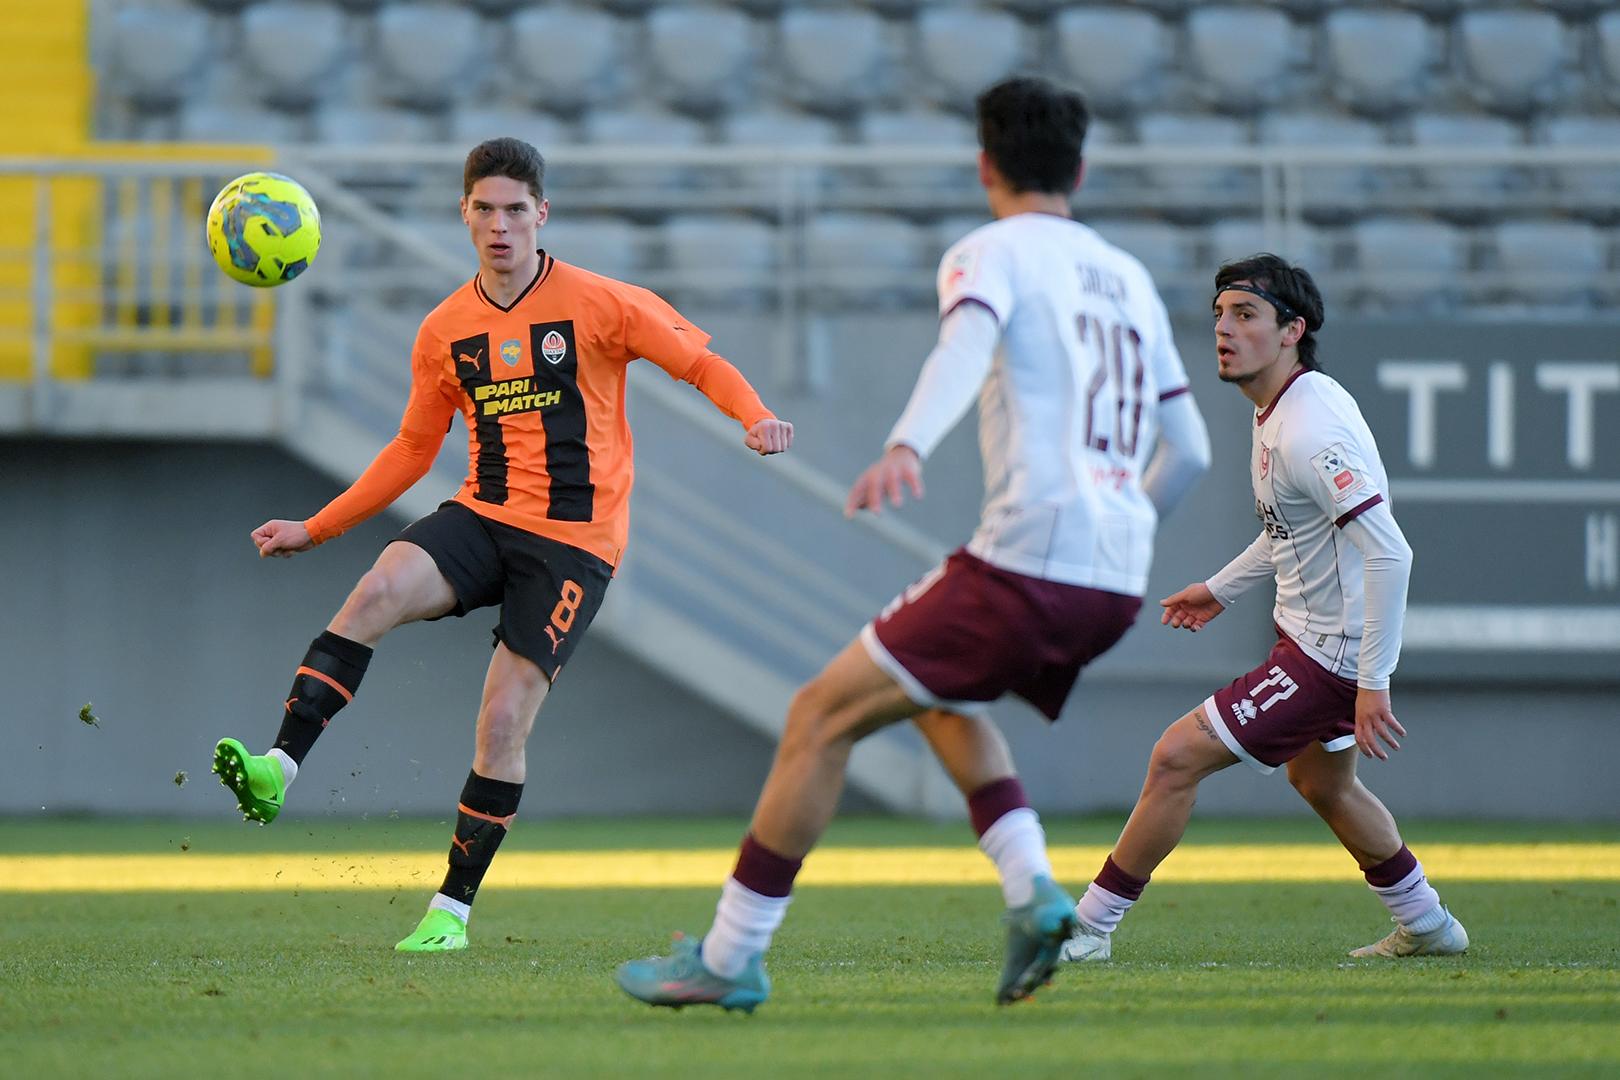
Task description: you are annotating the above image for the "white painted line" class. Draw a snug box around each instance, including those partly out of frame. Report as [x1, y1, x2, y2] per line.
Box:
[1405, 606, 1620, 651]
[1391, 479, 1620, 504]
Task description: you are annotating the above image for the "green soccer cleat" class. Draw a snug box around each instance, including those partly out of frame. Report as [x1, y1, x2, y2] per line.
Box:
[211, 738, 286, 824]
[616, 933, 769, 1013]
[996, 875, 1078, 1005]
[395, 908, 469, 953]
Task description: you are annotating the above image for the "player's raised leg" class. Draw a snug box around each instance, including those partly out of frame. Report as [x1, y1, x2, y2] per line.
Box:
[214, 540, 455, 824]
[913, 709, 1075, 1002]
[1286, 743, 1467, 957]
[617, 639, 918, 1011]
[397, 641, 549, 952]
[1064, 704, 1238, 961]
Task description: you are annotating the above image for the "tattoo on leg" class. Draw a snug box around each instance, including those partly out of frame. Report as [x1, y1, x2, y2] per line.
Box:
[1193, 710, 1219, 741]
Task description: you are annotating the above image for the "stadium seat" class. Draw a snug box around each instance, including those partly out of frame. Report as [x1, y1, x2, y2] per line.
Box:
[539, 217, 647, 281]
[580, 106, 709, 190]
[720, 106, 845, 191]
[1185, 7, 1298, 113]
[1492, 220, 1605, 299]
[1053, 7, 1171, 115]
[856, 108, 976, 191]
[779, 8, 892, 115]
[1347, 216, 1469, 308]
[447, 106, 575, 157]
[239, 1, 348, 108]
[372, 2, 481, 108]
[1258, 109, 1386, 206]
[1324, 8, 1432, 116]
[509, 5, 626, 113]
[104, 3, 210, 108]
[914, 7, 1026, 114]
[1208, 218, 1334, 274]
[1457, 9, 1568, 116]
[177, 101, 307, 144]
[661, 214, 778, 308]
[646, 5, 759, 117]
[1541, 115, 1620, 212]
[312, 103, 439, 184]
[1410, 111, 1527, 202]
[1598, 13, 1620, 106]
[1135, 112, 1255, 201]
[802, 212, 925, 307]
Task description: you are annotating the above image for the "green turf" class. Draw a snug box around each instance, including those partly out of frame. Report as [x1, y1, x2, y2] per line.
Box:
[1, 819, 1617, 1079]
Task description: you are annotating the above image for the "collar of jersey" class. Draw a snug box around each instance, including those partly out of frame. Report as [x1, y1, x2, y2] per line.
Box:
[474, 251, 553, 313]
[1256, 366, 1310, 426]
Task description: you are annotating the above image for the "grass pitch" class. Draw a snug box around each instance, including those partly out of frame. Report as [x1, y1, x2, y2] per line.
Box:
[1, 817, 1617, 1079]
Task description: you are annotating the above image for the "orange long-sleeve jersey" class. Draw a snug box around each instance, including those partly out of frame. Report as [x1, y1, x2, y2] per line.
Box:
[304, 253, 775, 567]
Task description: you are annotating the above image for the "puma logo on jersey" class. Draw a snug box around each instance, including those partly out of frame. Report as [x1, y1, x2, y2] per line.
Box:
[457, 348, 484, 369]
[544, 625, 565, 654]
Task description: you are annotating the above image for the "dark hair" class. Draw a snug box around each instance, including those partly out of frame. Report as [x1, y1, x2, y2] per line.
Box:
[1214, 253, 1326, 371]
[975, 76, 1089, 196]
[463, 137, 545, 201]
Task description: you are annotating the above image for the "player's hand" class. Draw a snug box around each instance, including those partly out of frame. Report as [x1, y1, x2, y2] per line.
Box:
[746, 418, 794, 456]
[252, 519, 315, 559]
[1353, 687, 1406, 761]
[1159, 582, 1225, 632]
[845, 445, 924, 517]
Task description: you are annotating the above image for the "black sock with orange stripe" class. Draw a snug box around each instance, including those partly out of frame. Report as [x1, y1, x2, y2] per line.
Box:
[272, 630, 373, 765]
[440, 771, 523, 907]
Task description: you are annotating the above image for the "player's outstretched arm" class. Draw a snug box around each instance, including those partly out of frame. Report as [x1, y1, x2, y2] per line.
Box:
[1354, 687, 1406, 761]
[252, 518, 315, 559]
[1159, 581, 1225, 632]
[845, 444, 924, 517]
[745, 417, 794, 456]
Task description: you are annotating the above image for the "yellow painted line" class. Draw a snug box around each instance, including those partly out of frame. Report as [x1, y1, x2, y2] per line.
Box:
[2, 844, 1618, 893]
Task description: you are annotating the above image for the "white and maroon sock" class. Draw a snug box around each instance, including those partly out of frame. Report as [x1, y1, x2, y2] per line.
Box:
[968, 777, 1052, 908]
[1364, 845, 1446, 932]
[701, 833, 802, 979]
[1075, 855, 1150, 934]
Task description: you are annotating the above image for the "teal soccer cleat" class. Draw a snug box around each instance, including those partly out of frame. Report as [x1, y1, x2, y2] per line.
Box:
[616, 933, 770, 1013]
[996, 875, 1078, 1005]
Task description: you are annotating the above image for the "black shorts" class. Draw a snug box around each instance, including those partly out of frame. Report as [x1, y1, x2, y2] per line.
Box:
[395, 501, 612, 681]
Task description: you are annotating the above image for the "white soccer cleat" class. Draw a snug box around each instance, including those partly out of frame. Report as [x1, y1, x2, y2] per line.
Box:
[1349, 909, 1469, 958]
[1058, 919, 1112, 963]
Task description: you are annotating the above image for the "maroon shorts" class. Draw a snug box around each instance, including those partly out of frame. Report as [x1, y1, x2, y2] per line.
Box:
[1205, 629, 1359, 773]
[862, 549, 1142, 721]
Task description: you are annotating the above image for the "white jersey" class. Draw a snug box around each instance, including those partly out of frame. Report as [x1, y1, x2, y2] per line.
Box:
[1214, 369, 1397, 681]
[891, 213, 1191, 596]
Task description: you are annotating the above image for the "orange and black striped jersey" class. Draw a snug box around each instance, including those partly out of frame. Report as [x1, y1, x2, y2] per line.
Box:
[304, 253, 775, 567]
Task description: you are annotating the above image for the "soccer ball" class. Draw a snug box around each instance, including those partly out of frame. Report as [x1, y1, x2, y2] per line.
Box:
[205, 171, 321, 287]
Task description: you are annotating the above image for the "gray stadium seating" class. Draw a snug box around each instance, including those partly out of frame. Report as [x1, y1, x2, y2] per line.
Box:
[508, 5, 626, 114]
[645, 4, 759, 117]
[1257, 109, 1387, 206]
[239, 1, 348, 108]
[538, 217, 647, 282]
[1598, 12, 1620, 106]
[719, 106, 845, 191]
[779, 7, 892, 115]
[106, 3, 211, 108]
[579, 106, 709, 190]
[913, 6, 1026, 115]
[1208, 218, 1334, 276]
[1324, 8, 1432, 116]
[1457, 8, 1570, 116]
[177, 100, 307, 144]
[1135, 112, 1255, 200]
[1409, 111, 1527, 202]
[661, 213, 778, 308]
[313, 102, 438, 146]
[803, 212, 925, 307]
[1053, 6, 1171, 115]
[1348, 216, 1470, 307]
[856, 108, 976, 191]
[1493, 219, 1605, 298]
[372, 2, 481, 108]
[1541, 114, 1620, 212]
[1185, 6, 1299, 113]
[446, 105, 576, 157]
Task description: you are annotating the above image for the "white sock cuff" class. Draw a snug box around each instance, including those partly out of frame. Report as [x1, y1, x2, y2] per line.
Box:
[265, 748, 297, 786]
[721, 876, 793, 915]
[1369, 863, 1426, 897]
[429, 893, 470, 922]
[977, 806, 1041, 856]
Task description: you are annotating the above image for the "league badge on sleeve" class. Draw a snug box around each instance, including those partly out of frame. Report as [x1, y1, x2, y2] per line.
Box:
[1310, 443, 1367, 504]
[943, 246, 978, 291]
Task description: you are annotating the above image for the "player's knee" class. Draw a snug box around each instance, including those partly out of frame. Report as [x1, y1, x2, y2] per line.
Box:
[1144, 733, 1202, 790]
[780, 683, 850, 757]
[343, 568, 401, 626]
[1290, 769, 1350, 811]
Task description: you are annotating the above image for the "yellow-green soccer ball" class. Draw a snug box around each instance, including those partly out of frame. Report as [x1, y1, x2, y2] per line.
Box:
[205, 171, 321, 287]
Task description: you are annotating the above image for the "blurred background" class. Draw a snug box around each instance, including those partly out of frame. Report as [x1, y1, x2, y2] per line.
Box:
[2, 0, 1615, 823]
